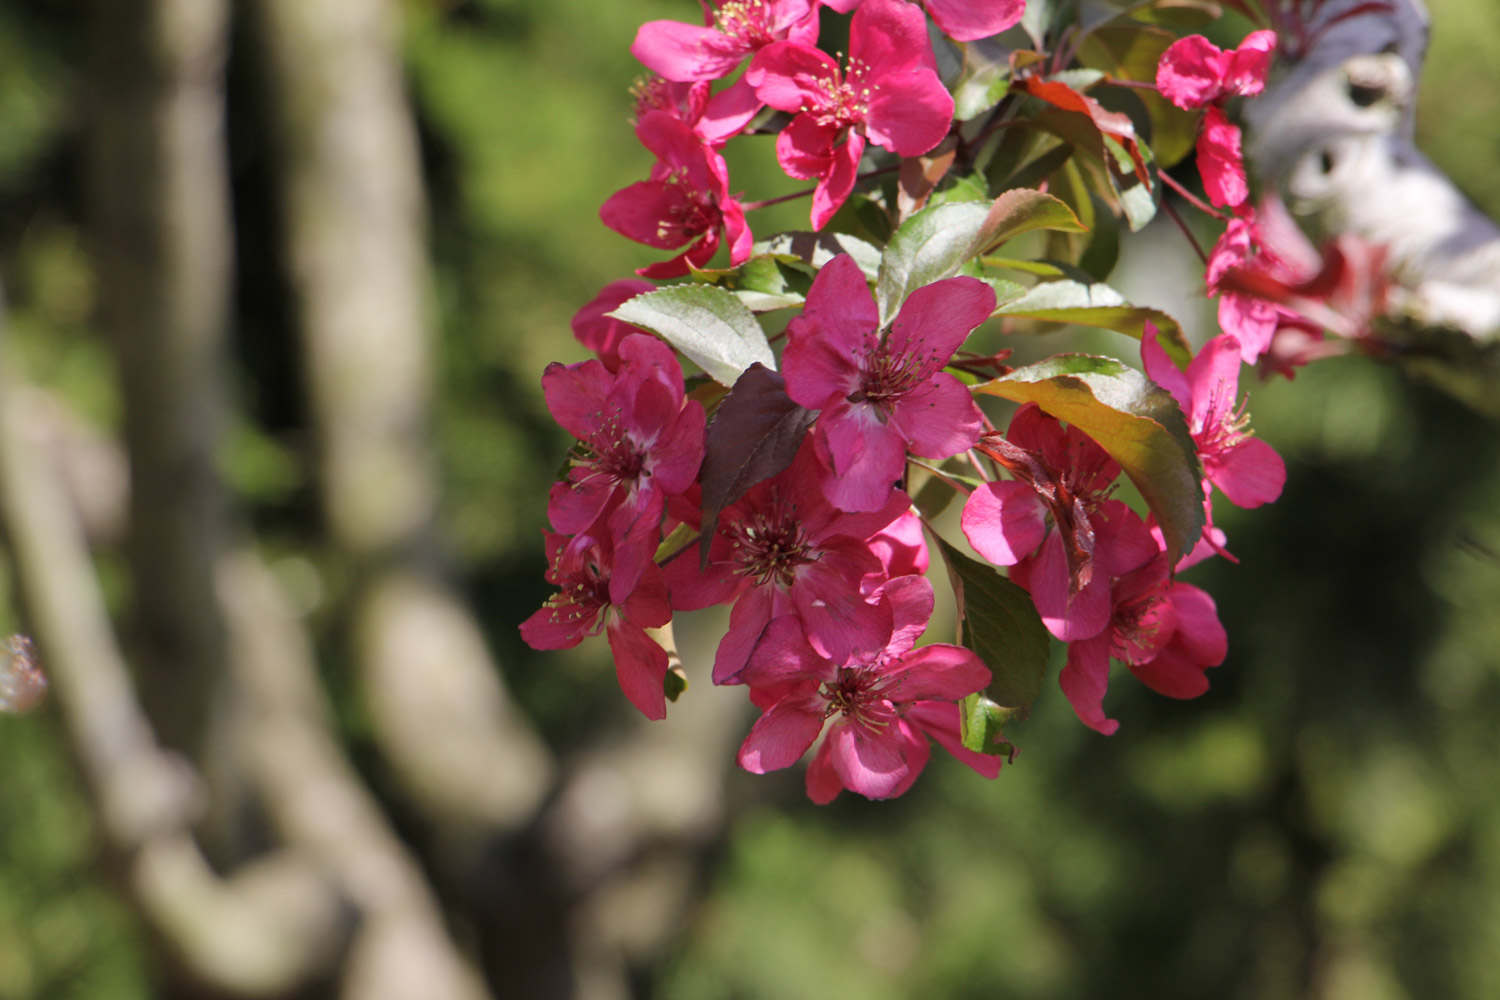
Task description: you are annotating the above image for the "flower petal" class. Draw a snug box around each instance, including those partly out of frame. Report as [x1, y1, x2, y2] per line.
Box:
[606, 620, 670, 720]
[1058, 632, 1120, 734]
[738, 697, 827, 772]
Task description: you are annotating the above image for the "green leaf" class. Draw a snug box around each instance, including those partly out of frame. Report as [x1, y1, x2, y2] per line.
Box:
[755, 230, 883, 281]
[876, 192, 1087, 322]
[958, 694, 1021, 758]
[993, 279, 1193, 363]
[935, 534, 1051, 712]
[974, 355, 1204, 563]
[1076, 23, 1200, 168]
[609, 284, 774, 386]
[952, 38, 1012, 122]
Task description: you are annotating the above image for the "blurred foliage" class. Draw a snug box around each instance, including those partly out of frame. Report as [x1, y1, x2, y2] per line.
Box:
[0, 0, 1497, 998]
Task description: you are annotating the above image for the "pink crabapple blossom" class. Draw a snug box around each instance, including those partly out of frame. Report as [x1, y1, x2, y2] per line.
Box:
[736, 575, 999, 802]
[632, 0, 820, 83]
[664, 441, 910, 684]
[520, 531, 675, 720]
[599, 110, 752, 278]
[631, 74, 762, 147]
[1141, 325, 1287, 512]
[782, 252, 993, 512]
[820, 0, 1026, 42]
[962, 403, 1159, 641]
[543, 333, 705, 594]
[747, 0, 955, 228]
[1056, 552, 1227, 735]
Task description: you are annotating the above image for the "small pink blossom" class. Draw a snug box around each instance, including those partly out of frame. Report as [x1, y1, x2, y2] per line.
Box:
[664, 442, 910, 683]
[962, 404, 1158, 641]
[632, 0, 819, 83]
[748, 0, 954, 228]
[544, 334, 706, 590]
[1156, 30, 1277, 111]
[1142, 327, 1286, 511]
[1058, 553, 1227, 734]
[1198, 105, 1248, 209]
[1207, 213, 1280, 363]
[783, 253, 993, 512]
[632, 75, 762, 146]
[600, 110, 752, 278]
[520, 531, 675, 720]
[820, 0, 1025, 41]
[736, 575, 997, 802]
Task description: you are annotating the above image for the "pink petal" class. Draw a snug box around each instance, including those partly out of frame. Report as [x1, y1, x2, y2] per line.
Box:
[905, 700, 1003, 778]
[774, 113, 838, 181]
[607, 621, 670, 720]
[519, 601, 594, 650]
[887, 275, 996, 376]
[849, 0, 938, 80]
[738, 697, 827, 772]
[747, 41, 840, 111]
[827, 715, 929, 800]
[1185, 332, 1245, 430]
[805, 735, 845, 803]
[870, 574, 935, 655]
[1218, 292, 1279, 364]
[1211, 435, 1285, 508]
[572, 279, 654, 370]
[961, 480, 1047, 566]
[783, 253, 875, 408]
[794, 543, 895, 662]
[1141, 322, 1192, 413]
[811, 132, 865, 230]
[1058, 632, 1120, 735]
[541, 359, 614, 440]
[697, 76, 764, 143]
[865, 70, 955, 156]
[1155, 34, 1225, 110]
[866, 510, 929, 583]
[739, 615, 833, 688]
[881, 644, 991, 702]
[714, 585, 777, 683]
[890, 373, 984, 459]
[1017, 532, 1112, 641]
[600, 180, 695, 250]
[632, 20, 750, 82]
[1126, 644, 1210, 699]
[1223, 30, 1277, 98]
[924, 0, 1024, 41]
[1198, 107, 1248, 209]
[813, 399, 909, 511]
[1166, 582, 1227, 666]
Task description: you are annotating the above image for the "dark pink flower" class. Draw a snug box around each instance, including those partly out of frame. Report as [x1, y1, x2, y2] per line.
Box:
[544, 334, 705, 591]
[632, 0, 819, 83]
[1206, 213, 1280, 363]
[1198, 105, 1248, 209]
[1142, 326, 1286, 510]
[748, 0, 954, 228]
[571, 279, 655, 371]
[735, 575, 996, 802]
[664, 442, 910, 683]
[961, 404, 1158, 641]
[783, 253, 993, 511]
[632, 75, 762, 146]
[1058, 553, 1227, 734]
[1156, 30, 1277, 111]
[520, 531, 675, 720]
[821, 0, 1025, 41]
[600, 110, 752, 278]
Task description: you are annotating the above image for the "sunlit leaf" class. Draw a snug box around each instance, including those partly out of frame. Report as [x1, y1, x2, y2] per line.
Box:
[609, 284, 775, 386]
[994, 278, 1193, 363]
[974, 355, 1204, 562]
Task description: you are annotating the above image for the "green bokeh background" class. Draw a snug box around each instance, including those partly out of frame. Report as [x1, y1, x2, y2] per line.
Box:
[1, 1, 1498, 997]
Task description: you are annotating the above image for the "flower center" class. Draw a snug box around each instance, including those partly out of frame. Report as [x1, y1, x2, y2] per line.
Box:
[820, 665, 892, 729]
[729, 500, 813, 587]
[715, 0, 774, 47]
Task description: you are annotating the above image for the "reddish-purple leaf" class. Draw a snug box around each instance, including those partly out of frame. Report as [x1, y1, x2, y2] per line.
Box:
[698, 363, 818, 566]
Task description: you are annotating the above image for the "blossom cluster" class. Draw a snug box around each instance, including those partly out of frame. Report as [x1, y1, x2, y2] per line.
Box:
[522, 0, 1337, 804]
